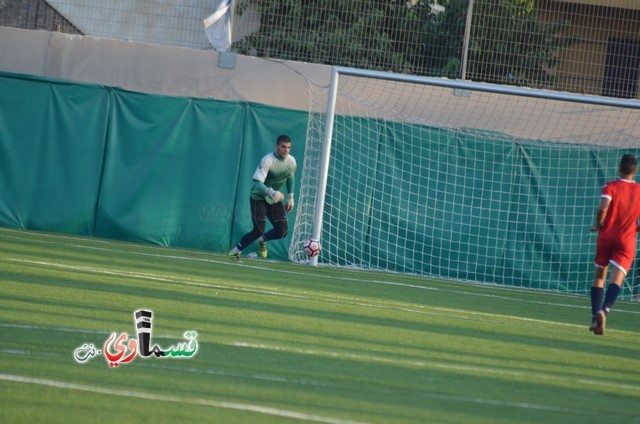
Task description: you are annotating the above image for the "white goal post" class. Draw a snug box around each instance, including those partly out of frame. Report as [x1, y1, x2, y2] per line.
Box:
[290, 66, 640, 298]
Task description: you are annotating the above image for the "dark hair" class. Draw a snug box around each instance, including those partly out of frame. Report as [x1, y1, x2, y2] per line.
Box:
[619, 153, 638, 175]
[276, 135, 291, 145]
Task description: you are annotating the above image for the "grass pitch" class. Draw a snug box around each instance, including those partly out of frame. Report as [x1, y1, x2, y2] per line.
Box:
[1, 227, 639, 423]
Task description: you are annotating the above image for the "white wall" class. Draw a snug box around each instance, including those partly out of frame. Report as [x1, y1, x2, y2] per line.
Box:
[2, 26, 639, 147]
[0, 26, 330, 111]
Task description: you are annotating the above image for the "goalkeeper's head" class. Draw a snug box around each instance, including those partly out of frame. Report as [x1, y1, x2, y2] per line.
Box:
[619, 153, 638, 177]
[275, 135, 292, 159]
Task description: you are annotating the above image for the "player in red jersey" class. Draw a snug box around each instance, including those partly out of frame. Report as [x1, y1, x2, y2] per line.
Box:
[589, 154, 640, 335]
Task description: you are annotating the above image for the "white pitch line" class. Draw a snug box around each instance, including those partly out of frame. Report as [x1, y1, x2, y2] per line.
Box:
[3, 317, 637, 388]
[0, 229, 589, 298]
[229, 341, 640, 393]
[4, 257, 640, 340]
[2, 228, 638, 303]
[9, 238, 640, 317]
[0, 368, 618, 421]
[0, 373, 367, 424]
[0, 258, 594, 332]
[0, 227, 637, 306]
[0, 340, 637, 420]
[0, 322, 110, 335]
[67, 243, 442, 292]
[4, 257, 310, 301]
[0, 323, 180, 341]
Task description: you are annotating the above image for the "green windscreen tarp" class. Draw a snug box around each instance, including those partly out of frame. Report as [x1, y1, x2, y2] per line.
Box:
[0, 74, 108, 235]
[95, 90, 246, 250]
[0, 72, 308, 258]
[321, 117, 639, 296]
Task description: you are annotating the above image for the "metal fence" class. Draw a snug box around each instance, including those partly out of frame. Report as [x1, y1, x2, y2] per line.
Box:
[1, 0, 639, 98]
[0, 0, 82, 34]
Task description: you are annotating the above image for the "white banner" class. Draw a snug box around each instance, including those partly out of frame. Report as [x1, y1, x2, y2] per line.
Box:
[204, 0, 232, 52]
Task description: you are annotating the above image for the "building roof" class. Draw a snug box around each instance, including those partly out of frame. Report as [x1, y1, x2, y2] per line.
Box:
[549, 0, 640, 10]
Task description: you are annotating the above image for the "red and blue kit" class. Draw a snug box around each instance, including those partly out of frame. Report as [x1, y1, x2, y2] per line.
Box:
[595, 178, 640, 274]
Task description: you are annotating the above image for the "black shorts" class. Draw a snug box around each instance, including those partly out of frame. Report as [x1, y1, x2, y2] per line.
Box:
[250, 197, 287, 229]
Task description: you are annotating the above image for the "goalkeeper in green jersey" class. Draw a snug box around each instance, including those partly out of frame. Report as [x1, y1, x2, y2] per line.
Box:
[228, 135, 297, 260]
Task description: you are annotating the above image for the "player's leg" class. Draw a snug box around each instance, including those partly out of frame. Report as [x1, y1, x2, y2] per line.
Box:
[590, 264, 607, 333]
[590, 237, 611, 334]
[229, 199, 267, 260]
[263, 202, 289, 240]
[257, 238, 268, 258]
[602, 265, 624, 309]
[592, 265, 625, 335]
[595, 244, 635, 333]
[258, 203, 289, 258]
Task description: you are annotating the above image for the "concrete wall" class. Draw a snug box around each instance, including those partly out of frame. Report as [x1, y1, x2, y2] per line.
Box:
[0, 26, 330, 111]
[2, 26, 640, 148]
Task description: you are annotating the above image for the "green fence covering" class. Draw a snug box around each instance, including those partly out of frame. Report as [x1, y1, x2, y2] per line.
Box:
[95, 90, 246, 250]
[0, 74, 108, 235]
[321, 118, 639, 297]
[0, 72, 308, 259]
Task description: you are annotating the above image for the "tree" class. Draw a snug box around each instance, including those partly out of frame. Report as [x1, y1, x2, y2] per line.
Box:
[233, 0, 578, 87]
[233, 0, 427, 74]
[419, 0, 468, 78]
[420, 0, 579, 86]
[465, 0, 579, 87]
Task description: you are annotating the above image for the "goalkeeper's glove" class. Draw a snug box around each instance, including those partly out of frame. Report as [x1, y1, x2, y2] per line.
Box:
[285, 193, 294, 212]
[265, 187, 284, 203]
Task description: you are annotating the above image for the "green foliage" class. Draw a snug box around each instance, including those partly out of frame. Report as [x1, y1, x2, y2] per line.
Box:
[420, 0, 579, 86]
[233, 0, 425, 73]
[233, 0, 579, 87]
[466, 0, 579, 87]
[419, 0, 468, 78]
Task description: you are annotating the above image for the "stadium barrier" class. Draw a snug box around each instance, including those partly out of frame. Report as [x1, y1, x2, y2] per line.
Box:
[0, 71, 307, 259]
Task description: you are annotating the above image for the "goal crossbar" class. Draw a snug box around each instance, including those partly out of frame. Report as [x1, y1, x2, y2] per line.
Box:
[293, 66, 640, 298]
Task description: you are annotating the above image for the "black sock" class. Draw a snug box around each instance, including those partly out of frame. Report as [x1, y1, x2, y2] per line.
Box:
[591, 286, 604, 319]
[602, 284, 621, 315]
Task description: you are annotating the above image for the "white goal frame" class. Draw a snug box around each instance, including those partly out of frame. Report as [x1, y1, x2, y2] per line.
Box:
[309, 66, 640, 267]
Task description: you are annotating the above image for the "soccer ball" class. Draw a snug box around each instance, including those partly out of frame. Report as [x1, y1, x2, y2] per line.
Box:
[302, 238, 321, 257]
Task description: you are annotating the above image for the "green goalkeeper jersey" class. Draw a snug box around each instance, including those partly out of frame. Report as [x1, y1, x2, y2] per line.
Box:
[250, 152, 297, 200]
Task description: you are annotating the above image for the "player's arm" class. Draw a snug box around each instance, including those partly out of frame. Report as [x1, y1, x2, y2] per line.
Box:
[253, 179, 268, 195]
[590, 197, 611, 232]
[284, 163, 297, 212]
[253, 179, 284, 203]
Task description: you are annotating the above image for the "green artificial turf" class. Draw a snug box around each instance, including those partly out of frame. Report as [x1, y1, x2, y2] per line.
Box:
[1, 227, 639, 423]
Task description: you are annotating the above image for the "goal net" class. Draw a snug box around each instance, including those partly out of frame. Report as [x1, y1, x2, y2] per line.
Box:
[290, 67, 640, 299]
